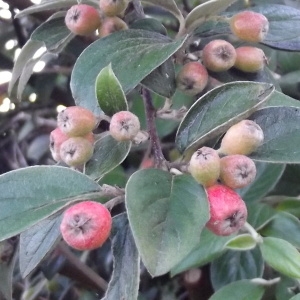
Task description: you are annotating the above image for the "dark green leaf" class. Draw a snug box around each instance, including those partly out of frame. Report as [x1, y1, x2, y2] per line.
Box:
[0, 166, 103, 241]
[175, 81, 274, 154]
[247, 203, 276, 231]
[209, 280, 265, 300]
[289, 294, 300, 300]
[210, 248, 264, 291]
[260, 212, 300, 249]
[130, 18, 167, 35]
[103, 213, 139, 300]
[275, 275, 297, 300]
[276, 198, 300, 218]
[225, 234, 257, 251]
[238, 162, 285, 203]
[0, 239, 18, 300]
[126, 169, 209, 276]
[171, 229, 232, 276]
[95, 64, 128, 116]
[70, 29, 186, 114]
[85, 134, 131, 181]
[249, 107, 300, 163]
[19, 213, 62, 278]
[260, 237, 300, 278]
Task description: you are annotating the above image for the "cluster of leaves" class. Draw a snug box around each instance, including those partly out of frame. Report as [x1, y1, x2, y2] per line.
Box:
[1, 0, 300, 299]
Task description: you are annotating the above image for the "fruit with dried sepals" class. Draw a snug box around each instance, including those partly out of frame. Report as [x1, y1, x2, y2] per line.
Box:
[234, 46, 267, 73]
[220, 154, 256, 189]
[109, 111, 140, 141]
[206, 184, 248, 236]
[188, 147, 220, 187]
[99, 0, 128, 17]
[60, 137, 94, 166]
[230, 11, 269, 43]
[65, 4, 101, 36]
[60, 201, 112, 250]
[57, 106, 97, 137]
[202, 39, 237, 72]
[219, 120, 264, 155]
[176, 62, 209, 96]
[98, 16, 128, 37]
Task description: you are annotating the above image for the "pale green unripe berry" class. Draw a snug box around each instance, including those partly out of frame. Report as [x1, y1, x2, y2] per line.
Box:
[230, 11, 269, 43]
[65, 4, 101, 36]
[202, 39, 237, 72]
[60, 137, 94, 166]
[176, 62, 209, 96]
[220, 155, 257, 189]
[57, 106, 97, 137]
[99, 0, 128, 17]
[219, 120, 264, 156]
[188, 147, 220, 187]
[109, 111, 140, 141]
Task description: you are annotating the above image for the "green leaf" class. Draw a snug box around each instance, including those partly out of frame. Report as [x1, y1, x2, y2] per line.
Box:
[185, 0, 238, 32]
[209, 280, 265, 300]
[289, 295, 300, 300]
[0, 239, 18, 300]
[260, 212, 300, 249]
[19, 213, 62, 278]
[249, 107, 300, 163]
[15, 0, 98, 18]
[275, 275, 297, 300]
[103, 213, 139, 300]
[0, 166, 103, 241]
[247, 203, 276, 231]
[238, 162, 285, 203]
[260, 237, 300, 278]
[171, 229, 232, 276]
[130, 18, 167, 36]
[85, 134, 131, 181]
[95, 64, 128, 116]
[126, 169, 209, 276]
[70, 29, 186, 114]
[175, 81, 274, 154]
[210, 248, 264, 291]
[141, 58, 176, 98]
[276, 198, 300, 218]
[225, 234, 257, 251]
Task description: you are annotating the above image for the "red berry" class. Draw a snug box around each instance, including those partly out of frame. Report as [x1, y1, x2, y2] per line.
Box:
[60, 201, 112, 250]
[65, 4, 101, 36]
[206, 184, 247, 236]
[50, 128, 69, 162]
[98, 16, 128, 38]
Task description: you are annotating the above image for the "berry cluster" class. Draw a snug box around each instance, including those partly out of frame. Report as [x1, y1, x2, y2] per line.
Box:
[65, 1, 128, 38]
[176, 11, 269, 96]
[50, 106, 97, 167]
[188, 119, 264, 236]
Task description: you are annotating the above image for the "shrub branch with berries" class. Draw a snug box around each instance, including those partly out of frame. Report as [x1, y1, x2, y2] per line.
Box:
[2, 0, 300, 299]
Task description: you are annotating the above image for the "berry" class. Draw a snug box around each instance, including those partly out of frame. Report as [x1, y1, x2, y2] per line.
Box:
[206, 184, 247, 236]
[188, 147, 220, 187]
[202, 39, 237, 72]
[60, 137, 94, 167]
[99, 0, 128, 17]
[220, 155, 256, 189]
[65, 4, 101, 36]
[176, 62, 209, 96]
[234, 46, 266, 73]
[57, 106, 97, 137]
[230, 11, 269, 43]
[109, 111, 140, 141]
[60, 201, 112, 251]
[49, 128, 69, 162]
[98, 16, 128, 37]
[219, 120, 264, 156]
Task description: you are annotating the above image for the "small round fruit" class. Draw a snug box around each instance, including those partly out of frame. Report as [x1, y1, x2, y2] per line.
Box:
[65, 4, 101, 36]
[230, 11, 269, 43]
[202, 39, 237, 72]
[206, 184, 248, 236]
[57, 106, 97, 137]
[98, 16, 128, 37]
[220, 155, 257, 189]
[109, 111, 140, 141]
[60, 201, 112, 251]
[189, 147, 220, 187]
[99, 0, 128, 17]
[176, 62, 209, 96]
[234, 46, 266, 73]
[219, 120, 264, 156]
[49, 128, 69, 162]
[60, 137, 94, 166]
